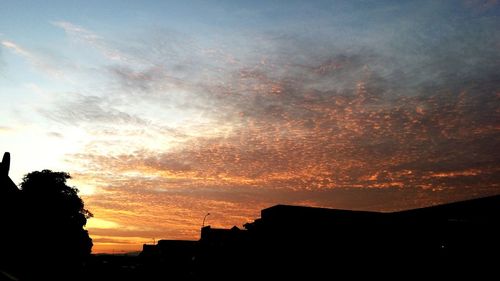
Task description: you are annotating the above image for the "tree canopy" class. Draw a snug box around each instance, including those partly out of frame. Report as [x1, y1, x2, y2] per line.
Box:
[18, 170, 93, 279]
[21, 170, 93, 225]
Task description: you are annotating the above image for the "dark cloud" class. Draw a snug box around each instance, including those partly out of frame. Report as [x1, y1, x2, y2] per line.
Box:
[90, 237, 140, 245]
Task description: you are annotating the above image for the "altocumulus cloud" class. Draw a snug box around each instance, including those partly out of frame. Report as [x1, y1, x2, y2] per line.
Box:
[5, 0, 498, 248]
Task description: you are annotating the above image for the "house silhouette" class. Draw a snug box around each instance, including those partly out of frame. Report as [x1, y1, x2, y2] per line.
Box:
[0, 152, 19, 194]
[0, 152, 22, 279]
[142, 194, 500, 279]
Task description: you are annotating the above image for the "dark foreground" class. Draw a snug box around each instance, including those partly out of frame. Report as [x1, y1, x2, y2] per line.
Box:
[80, 195, 499, 280]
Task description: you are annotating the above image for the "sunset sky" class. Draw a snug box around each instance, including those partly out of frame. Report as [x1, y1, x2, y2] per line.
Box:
[1, 0, 499, 253]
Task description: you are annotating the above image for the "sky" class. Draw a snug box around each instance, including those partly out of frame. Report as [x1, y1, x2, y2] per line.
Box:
[1, 0, 499, 253]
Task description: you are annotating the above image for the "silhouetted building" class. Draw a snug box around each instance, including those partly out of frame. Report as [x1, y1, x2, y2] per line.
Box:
[0, 152, 19, 195]
[200, 225, 246, 246]
[141, 194, 500, 279]
[0, 152, 21, 278]
[195, 226, 252, 278]
[140, 239, 198, 280]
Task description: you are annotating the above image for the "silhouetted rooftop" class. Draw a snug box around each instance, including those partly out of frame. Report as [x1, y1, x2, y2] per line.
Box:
[262, 194, 500, 220]
[262, 204, 381, 218]
[0, 152, 19, 194]
[392, 194, 500, 220]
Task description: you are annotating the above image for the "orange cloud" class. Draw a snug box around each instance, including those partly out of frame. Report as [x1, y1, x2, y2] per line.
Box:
[48, 24, 499, 253]
[73, 70, 499, 252]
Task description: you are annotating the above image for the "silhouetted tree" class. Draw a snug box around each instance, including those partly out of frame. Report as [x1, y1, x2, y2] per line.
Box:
[19, 170, 93, 279]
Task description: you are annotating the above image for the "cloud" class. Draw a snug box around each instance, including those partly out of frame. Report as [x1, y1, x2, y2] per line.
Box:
[1, 40, 69, 78]
[52, 21, 135, 64]
[11, 1, 496, 246]
[83, 187, 266, 241]
[72, 81, 499, 193]
[47, 132, 63, 138]
[90, 236, 140, 245]
[81, 161, 499, 249]
[60, 0, 498, 202]
[41, 94, 149, 126]
[1, 40, 31, 57]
